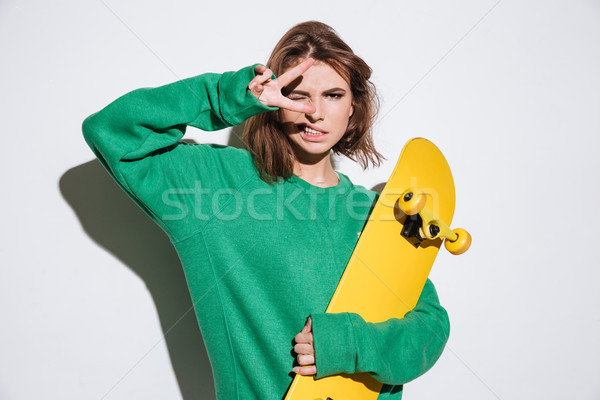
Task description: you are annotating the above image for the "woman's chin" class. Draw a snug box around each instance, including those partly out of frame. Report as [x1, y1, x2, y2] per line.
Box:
[290, 142, 332, 161]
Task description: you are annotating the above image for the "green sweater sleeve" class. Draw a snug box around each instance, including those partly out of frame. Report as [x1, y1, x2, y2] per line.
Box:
[81, 64, 277, 240]
[311, 279, 450, 385]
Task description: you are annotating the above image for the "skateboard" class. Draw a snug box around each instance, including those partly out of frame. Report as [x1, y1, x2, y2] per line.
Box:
[284, 138, 471, 400]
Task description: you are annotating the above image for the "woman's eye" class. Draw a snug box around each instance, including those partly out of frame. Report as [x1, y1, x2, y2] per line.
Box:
[327, 94, 343, 99]
[289, 96, 308, 101]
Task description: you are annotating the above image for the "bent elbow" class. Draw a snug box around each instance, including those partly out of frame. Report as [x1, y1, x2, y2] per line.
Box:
[81, 112, 102, 148]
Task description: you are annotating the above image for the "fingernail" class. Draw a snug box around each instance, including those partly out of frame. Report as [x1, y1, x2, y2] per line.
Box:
[249, 82, 255, 90]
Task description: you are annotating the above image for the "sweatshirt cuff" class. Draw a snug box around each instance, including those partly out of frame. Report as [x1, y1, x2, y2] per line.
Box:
[218, 63, 279, 126]
[311, 312, 358, 378]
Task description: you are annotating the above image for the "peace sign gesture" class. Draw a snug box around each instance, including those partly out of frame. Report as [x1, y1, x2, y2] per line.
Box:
[248, 58, 317, 114]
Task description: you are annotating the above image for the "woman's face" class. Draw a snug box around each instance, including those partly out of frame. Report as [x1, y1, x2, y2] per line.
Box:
[280, 61, 354, 160]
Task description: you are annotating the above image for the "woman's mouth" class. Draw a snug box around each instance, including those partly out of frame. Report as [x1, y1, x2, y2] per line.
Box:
[300, 124, 327, 136]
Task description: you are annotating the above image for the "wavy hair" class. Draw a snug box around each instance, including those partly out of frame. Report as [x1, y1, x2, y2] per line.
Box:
[242, 21, 383, 183]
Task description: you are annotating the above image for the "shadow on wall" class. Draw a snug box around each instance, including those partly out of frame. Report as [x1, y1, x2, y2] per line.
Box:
[60, 159, 215, 400]
[370, 182, 385, 195]
[58, 130, 253, 400]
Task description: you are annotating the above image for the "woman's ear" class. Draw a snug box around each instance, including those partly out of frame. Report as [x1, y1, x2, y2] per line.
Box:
[349, 102, 355, 118]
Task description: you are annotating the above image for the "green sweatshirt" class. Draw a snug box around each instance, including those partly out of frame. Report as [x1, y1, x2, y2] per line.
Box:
[82, 64, 450, 400]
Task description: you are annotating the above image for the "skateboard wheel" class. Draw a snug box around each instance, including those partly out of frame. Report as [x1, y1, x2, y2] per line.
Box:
[424, 223, 440, 239]
[444, 228, 471, 255]
[398, 187, 426, 215]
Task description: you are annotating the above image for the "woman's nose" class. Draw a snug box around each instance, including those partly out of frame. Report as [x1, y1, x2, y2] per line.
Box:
[306, 98, 323, 120]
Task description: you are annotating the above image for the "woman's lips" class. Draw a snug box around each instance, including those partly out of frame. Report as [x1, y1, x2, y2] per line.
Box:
[299, 125, 328, 141]
[299, 123, 327, 134]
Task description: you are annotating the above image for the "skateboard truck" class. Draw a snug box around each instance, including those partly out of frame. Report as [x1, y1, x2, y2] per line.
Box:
[398, 187, 471, 255]
[400, 213, 425, 248]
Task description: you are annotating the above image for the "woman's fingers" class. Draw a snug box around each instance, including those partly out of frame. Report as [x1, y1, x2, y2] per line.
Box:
[293, 365, 317, 376]
[293, 316, 316, 376]
[297, 354, 315, 366]
[250, 84, 264, 95]
[249, 59, 316, 111]
[294, 329, 313, 346]
[257, 68, 273, 83]
[302, 316, 312, 333]
[277, 96, 316, 114]
[249, 67, 273, 91]
[277, 58, 314, 87]
[253, 64, 267, 75]
[294, 342, 314, 355]
[248, 84, 264, 100]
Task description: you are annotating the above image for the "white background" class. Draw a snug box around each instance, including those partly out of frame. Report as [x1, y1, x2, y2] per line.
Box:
[1, 0, 599, 399]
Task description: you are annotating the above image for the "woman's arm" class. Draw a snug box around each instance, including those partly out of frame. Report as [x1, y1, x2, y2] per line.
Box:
[83, 58, 316, 174]
[81, 65, 278, 239]
[81, 59, 316, 240]
[82, 65, 277, 183]
[302, 279, 450, 385]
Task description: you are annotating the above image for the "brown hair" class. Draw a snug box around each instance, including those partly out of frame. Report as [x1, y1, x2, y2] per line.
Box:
[242, 21, 383, 183]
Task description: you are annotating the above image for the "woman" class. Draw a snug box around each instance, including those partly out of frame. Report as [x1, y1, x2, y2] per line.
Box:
[82, 20, 449, 400]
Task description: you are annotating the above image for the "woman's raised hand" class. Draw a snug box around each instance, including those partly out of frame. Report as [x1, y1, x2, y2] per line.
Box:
[248, 58, 317, 114]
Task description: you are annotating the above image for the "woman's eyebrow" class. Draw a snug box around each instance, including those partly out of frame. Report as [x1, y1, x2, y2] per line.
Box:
[324, 87, 347, 93]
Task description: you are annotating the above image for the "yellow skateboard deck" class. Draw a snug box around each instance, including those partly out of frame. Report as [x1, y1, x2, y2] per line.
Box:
[285, 137, 467, 399]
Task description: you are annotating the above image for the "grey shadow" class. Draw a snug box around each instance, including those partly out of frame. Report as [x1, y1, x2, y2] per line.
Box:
[370, 182, 386, 195]
[60, 159, 216, 400]
[228, 124, 247, 150]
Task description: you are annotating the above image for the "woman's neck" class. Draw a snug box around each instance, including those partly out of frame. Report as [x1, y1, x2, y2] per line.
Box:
[293, 153, 339, 188]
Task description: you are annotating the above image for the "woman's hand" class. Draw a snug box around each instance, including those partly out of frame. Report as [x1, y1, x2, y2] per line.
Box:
[248, 58, 317, 114]
[293, 317, 317, 376]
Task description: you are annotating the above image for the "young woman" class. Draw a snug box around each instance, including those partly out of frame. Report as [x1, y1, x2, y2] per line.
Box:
[83, 21, 449, 400]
